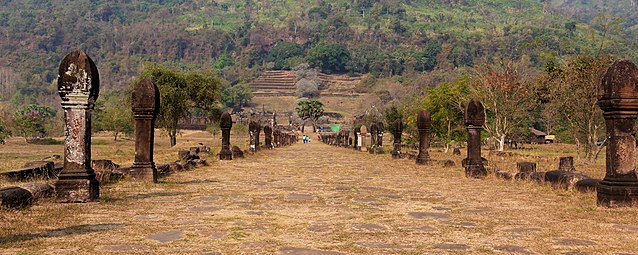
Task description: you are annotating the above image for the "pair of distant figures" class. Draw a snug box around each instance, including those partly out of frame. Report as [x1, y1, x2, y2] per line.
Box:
[302, 135, 311, 144]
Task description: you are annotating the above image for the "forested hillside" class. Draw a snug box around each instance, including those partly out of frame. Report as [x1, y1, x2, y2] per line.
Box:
[0, 0, 635, 102]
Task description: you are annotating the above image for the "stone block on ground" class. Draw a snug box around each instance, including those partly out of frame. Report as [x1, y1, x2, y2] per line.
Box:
[575, 179, 600, 193]
[91, 160, 122, 184]
[0, 183, 53, 209]
[178, 150, 200, 161]
[438, 160, 455, 168]
[495, 170, 513, 180]
[544, 170, 591, 190]
[192, 159, 208, 167]
[232, 146, 244, 158]
[3, 161, 55, 181]
[514, 162, 537, 180]
[156, 164, 171, 177]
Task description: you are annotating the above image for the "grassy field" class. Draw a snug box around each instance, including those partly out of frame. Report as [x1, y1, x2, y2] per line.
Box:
[0, 136, 636, 254]
[0, 129, 251, 181]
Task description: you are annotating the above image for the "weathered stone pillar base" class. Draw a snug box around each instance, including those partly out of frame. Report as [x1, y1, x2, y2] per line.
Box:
[416, 156, 431, 165]
[375, 147, 385, 154]
[219, 150, 232, 160]
[597, 180, 638, 207]
[391, 144, 401, 159]
[129, 163, 158, 182]
[55, 173, 99, 202]
[464, 161, 487, 178]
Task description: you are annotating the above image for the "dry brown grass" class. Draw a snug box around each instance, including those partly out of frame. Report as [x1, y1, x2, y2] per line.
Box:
[1, 135, 637, 254]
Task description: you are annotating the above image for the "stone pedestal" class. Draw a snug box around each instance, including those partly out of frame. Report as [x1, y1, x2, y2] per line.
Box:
[376, 122, 385, 154]
[273, 129, 280, 147]
[249, 121, 260, 153]
[360, 126, 368, 152]
[369, 124, 378, 153]
[597, 60, 638, 207]
[264, 125, 273, 149]
[219, 112, 233, 160]
[130, 79, 160, 182]
[464, 99, 487, 178]
[55, 50, 100, 202]
[416, 110, 431, 165]
[391, 119, 403, 159]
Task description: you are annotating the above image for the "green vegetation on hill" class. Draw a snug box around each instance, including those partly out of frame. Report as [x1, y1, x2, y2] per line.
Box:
[1, 0, 635, 90]
[0, 0, 636, 146]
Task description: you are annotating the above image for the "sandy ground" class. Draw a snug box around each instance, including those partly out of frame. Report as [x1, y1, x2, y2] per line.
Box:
[1, 138, 637, 254]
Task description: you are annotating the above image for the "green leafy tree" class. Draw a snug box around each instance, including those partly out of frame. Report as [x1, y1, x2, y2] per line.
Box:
[139, 64, 223, 146]
[306, 43, 351, 74]
[295, 100, 324, 132]
[94, 89, 134, 141]
[423, 77, 470, 152]
[222, 83, 253, 111]
[266, 42, 304, 70]
[541, 54, 613, 161]
[213, 53, 235, 70]
[14, 104, 56, 142]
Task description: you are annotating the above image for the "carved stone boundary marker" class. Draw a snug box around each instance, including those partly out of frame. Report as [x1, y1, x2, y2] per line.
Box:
[55, 50, 100, 202]
[391, 119, 402, 159]
[219, 112, 233, 160]
[597, 60, 638, 207]
[416, 110, 431, 165]
[130, 79, 160, 182]
[464, 99, 487, 178]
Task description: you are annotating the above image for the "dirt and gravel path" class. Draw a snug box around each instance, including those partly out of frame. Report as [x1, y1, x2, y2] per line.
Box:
[1, 140, 638, 254]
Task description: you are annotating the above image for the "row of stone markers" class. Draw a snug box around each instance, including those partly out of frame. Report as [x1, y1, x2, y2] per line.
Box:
[321, 60, 638, 208]
[319, 122, 387, 153]
[461, 60, 638, 207]
[319, 112, 436, 166]
[0, 50, 213, 206]
[218, 113, 298, 161]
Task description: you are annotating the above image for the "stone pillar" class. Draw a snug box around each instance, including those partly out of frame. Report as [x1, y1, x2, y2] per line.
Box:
[273, 128, 280, 147]
[130, 79, 160, 182]
[55, 50, 100, 202]
[391, 119, 403, 159]
[369, 123, 378, 153]
[264, 125, 273, 149]
[360, 125, 368, 152]
[464, 99, 487, 178]
[376, 122, 385, 154]
[249, 121, 259, 153]
[416, 110, 431, 165]
[353, 127, 360, 150]
[597, 60, 638, 207]
[272, 112, 277, 127]
[219, 112, 233, 160]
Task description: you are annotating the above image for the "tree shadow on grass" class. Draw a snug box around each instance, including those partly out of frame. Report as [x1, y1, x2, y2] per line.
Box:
[0, 223, 125, 244]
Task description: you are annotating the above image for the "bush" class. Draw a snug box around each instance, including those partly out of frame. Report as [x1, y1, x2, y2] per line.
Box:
[306, 43, 351, 74]
[296, 78, 320, 98]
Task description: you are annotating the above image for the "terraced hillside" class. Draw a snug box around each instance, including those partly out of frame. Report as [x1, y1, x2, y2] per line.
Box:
[250, 71, 367, 121]
[250, 71, 297, 97]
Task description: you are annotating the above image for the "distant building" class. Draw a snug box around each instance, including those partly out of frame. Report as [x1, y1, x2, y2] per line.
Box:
[530, 128, 547, 144]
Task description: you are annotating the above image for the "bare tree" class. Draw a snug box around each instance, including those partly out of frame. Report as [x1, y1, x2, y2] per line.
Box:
[472, 57, 536, 151]
[543, 54, 613, 161]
